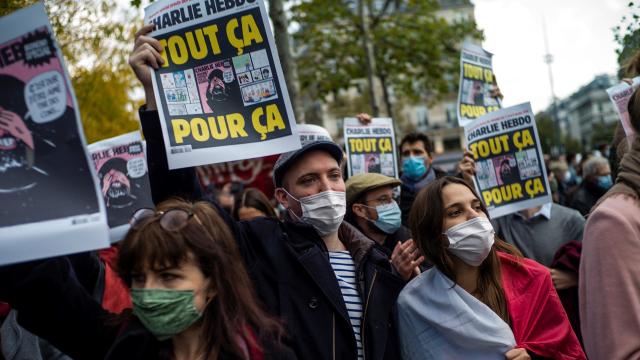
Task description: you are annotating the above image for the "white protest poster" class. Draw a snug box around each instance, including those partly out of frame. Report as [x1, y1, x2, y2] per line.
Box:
[0, 3, 109, 265]
[344, 117, 398, 178]
[457, 42, 501, 127]
[464, 103, 551, 218]
[144, 0, 301, 169]
[88, 132, 154, 242]
[606, 76, 640, 143]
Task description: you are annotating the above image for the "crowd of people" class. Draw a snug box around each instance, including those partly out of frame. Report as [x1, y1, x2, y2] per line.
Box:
[0, 23, 639, 360]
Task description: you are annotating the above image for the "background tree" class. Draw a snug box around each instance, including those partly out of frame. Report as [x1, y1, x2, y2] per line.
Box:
[615, 1, 640, 76]
[1, 0, 141, 144]
[291, 0, 482, 125]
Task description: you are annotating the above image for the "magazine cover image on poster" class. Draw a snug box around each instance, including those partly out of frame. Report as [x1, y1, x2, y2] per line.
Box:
[465, 103, 551, 218]
[145, 0, 300, 169]
[343, 117, 398, 178]
[89, 132, 154, 240]
[0, 27, 100, 227]
[457, 43, 501, 127]
[0, 2, 109, 265]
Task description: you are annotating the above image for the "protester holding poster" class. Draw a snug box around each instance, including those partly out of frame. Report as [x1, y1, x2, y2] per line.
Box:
[457, 42, 502, 127]
[344, 117, 398, 178]
[142, 0, 300, 169]
[399, 176, 585, 359]
[0, 3, 108, 265]
[579, 82, 640, 359]
[130, 20, 404, 360]
[464, 102, 551, 218]
[88, 132, 154, 241]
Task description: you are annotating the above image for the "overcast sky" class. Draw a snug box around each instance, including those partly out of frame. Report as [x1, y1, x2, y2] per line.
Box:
[473, 0, 628, 112]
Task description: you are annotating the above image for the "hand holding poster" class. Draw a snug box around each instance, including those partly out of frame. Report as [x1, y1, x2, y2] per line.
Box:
[457, 42, 501, 127]
[0, 3, 109, 265]
[464, 103, 551, 218]
[144, 0, 300, 169]
[88, 132, 154, 242]
[344, 117, 398, 178]
[606, 76, 640, 143]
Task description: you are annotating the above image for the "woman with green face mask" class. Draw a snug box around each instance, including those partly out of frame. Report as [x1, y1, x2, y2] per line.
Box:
[0, 199, 292, 360]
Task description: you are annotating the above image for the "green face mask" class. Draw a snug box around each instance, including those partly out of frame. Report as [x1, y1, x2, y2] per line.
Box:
[131, 288, 203, 341]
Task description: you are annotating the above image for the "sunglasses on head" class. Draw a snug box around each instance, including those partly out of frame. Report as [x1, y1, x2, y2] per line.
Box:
[129, 207, 203, 232]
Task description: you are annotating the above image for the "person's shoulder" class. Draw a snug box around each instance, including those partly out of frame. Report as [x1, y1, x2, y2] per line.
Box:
[498, 252, 549, 281]
[586, 194, 640, 234]
[550, 203, 584, 222]
[398, 267, 436, 305]
[434, 167, 447, 178]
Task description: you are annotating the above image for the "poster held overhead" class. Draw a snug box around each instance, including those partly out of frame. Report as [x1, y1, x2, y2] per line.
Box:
[144, 0, 301, 169]
[457, 42, 501, 127]
[88, 131, 154, 242]
[0, 2, 109, 265]
[606, 77, 640, 144]
[464, 103, 551, 218]
[344, 117, 398, 178]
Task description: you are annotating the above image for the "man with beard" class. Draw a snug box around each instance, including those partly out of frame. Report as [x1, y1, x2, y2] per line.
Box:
[569, 156, 612, 216]
[498, 158, 520, 184]
[205, 68, 239, 112]
[0, 74, 99, 227]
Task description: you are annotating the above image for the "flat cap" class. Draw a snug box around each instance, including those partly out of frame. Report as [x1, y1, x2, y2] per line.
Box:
[345, 173, 401, 205]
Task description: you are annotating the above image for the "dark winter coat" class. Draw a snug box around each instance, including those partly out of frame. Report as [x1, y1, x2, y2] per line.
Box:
[140, 109, 405, 360]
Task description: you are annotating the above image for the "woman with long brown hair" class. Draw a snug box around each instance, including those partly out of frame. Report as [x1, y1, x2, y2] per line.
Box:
[397, 176, 584, 360]
[0, 198, 292, 360]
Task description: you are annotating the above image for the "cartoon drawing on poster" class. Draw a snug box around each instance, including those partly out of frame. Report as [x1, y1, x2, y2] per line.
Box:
[457, 42, 501, 127]
[0, 3, 109, 265]
[344, 117, 398, 178]
[89, 132, 154, 241]
[464, 102, 551, 218]
[145, 0, 300, 169]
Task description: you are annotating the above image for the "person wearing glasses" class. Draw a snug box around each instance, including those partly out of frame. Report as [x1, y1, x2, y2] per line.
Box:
[0, 198, 293, 360]
[129, 24, 406, 360]
[345, 173, 425, 281]
[398, 176, 584, 360]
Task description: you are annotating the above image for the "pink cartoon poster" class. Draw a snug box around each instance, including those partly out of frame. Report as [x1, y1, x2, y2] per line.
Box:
[0, 3, 109, 265]
[89, 131, 154, 242]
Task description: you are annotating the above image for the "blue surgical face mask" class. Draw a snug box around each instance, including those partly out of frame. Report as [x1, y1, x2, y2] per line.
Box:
[402, 156, 427, 180]
[597, 175, 613, 190]
[364, 202, 402, 234]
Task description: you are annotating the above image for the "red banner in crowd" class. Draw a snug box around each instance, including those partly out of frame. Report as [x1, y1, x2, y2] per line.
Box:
[196, 155, 278, 198]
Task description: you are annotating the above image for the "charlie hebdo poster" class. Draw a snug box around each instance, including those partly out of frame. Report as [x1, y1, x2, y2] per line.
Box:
[89, 132, 154, 242]
[144, 0, 300, 169]
[0, 3, 109, 265]
[464, 103, 551, 218]
[457, 42, 501, 127]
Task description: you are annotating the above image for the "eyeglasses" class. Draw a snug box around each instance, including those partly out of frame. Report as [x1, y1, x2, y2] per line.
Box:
[363, 195, 396, 206]
[129, 207, 202, 232]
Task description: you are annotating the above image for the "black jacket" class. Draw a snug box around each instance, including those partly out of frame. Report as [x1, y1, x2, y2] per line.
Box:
[568, 182, 604, 216]
[0, 258, 293, 360]
[140, 109, 405, 359]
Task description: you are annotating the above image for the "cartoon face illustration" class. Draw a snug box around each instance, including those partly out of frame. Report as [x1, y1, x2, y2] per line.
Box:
[98, 157, 135, 208]
[206, 69, 229, 102]
[0, 75, 39, 192]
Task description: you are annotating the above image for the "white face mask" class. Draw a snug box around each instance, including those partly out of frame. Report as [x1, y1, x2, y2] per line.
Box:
[444, 217, 495, 266]
[283, 189, 346, 236]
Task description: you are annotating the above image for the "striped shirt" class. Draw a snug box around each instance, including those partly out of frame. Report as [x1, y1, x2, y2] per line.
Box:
[329, 251, 364, 360]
